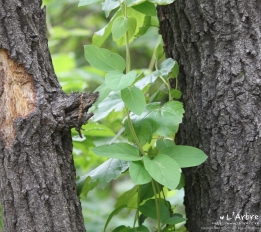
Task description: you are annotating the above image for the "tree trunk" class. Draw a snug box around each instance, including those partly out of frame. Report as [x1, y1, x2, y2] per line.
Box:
[158, 1, 261, 231]
[0, 1, 98, 231]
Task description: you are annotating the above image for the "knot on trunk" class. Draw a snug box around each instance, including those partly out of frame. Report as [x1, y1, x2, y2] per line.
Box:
[51, 91, 99, 135]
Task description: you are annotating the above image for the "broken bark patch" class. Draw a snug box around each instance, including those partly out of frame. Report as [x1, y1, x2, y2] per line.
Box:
[0, 49, 35, 147]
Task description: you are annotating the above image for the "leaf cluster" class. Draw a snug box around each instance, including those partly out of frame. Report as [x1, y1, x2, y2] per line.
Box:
[75, 0, 208, 231]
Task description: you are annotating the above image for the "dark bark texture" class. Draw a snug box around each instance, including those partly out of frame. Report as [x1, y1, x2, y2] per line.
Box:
[158, 1, 261, 231]
[0, 0, 98, 231]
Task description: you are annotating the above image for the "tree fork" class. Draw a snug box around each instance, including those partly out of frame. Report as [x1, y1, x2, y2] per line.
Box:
[0, 1, 98, 231]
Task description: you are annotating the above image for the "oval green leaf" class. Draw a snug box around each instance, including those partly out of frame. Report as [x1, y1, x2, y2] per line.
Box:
[129, 161, 152, 185]
[105, 70, 136, 91]
[92, 143, 141, 161]
[112, 16, 130, 40]
[143, 154, 180, 190]
[121, 86, 146, 115]
[159, 145, 208, 168]
[84, 45, 125, 72]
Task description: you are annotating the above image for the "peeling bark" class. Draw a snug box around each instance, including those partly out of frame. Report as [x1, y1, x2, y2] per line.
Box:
[0, 1, 98, 231]
[158, 1, 261, 231]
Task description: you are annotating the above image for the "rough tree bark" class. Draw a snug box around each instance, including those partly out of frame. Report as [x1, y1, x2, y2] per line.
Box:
[158, 1, 261, 231]
[0, 1, 98, 231]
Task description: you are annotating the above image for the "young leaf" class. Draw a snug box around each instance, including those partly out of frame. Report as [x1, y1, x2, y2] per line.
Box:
[93, 83, 111, 105]
[136, 15, 151, 37]
[134, 70, 160, 90]
[76, 176, 99, 197]
[78, 0, 101, 6]
[115, 186, 138, 208]
[159, 146, 208, 168]
[159, 58, 175, 76]
[143, 155, 180, 190]
[77, 158, 130, 191]
[171, 60, 179, 78]
[156, 139, 175, 150]
[170, 89, 182, 99]
[132, 1, 156, 16]
[102, 0, 120, 17]
[125, 101, 184, 144]
[93, 9, 122, 47]
[114, 9, 143, 46]
[126, 17, 137, 41]
[139, 198, 170, 222]
[104, 204, 127, 232]
[121, 87, 146, 115]
[84, 45, 125, 72]
[92, 91, 124, 121]
[129, 161, 152, 185]
[112, 16, 130, 40]
[93, 143, 141, 161]
[105, 70, 136, 91]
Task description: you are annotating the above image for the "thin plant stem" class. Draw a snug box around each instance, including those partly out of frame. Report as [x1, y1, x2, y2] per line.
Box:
[159, 75, 171, 101]
[148, 35, 162, 71]
[152, 180, 161, 232]
[125, 106, 145, 155]
[133, 185, 141, 227]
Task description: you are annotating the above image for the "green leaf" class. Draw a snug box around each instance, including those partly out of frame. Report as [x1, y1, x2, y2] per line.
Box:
[139, 198, 170, 222]
[176, 173, 185, 190]
[76, 176, 99, 197]
[78, 0, 101, 6]
[81, 122, 115, 137]
[104, 204, 127, 232]
[115, 9, 143, 46]
[77, 159, 130, 191]
[93, 10, 122, 47]
[92, 91, 124, 121]
[126, 17, 137, 41]
[112, 16, 130, 40]
[121, 87, 146, 115]
[139, 182, 162, 202]
[105, 70, 136, 91]
[171, 60, 179, 78]
[136, 15, 151, 37]
[155, 41, 164, 60]
[125, 101, 184, 145]
[159, 146, 208, 168]
[143, 155, 180, 190]
[115, 186, 138, 208]
[93, 143, 141, 161]
[159, 58, 175, 76]
[135, 70, 160, 90]
[156, 139, 175, 150]
[93, 83, 112, 105]
[162, 216, 187, 225]
[132, 1, 156, 16]
[102, 0, 120, 17]
[149, 0, 175, 5]
[129, 161, 152, 185]
[84, 45, 125, 72]
[170, 89, 182, 99]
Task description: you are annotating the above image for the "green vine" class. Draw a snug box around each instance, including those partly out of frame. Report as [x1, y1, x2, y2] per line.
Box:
[77, 0, 208, 231]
